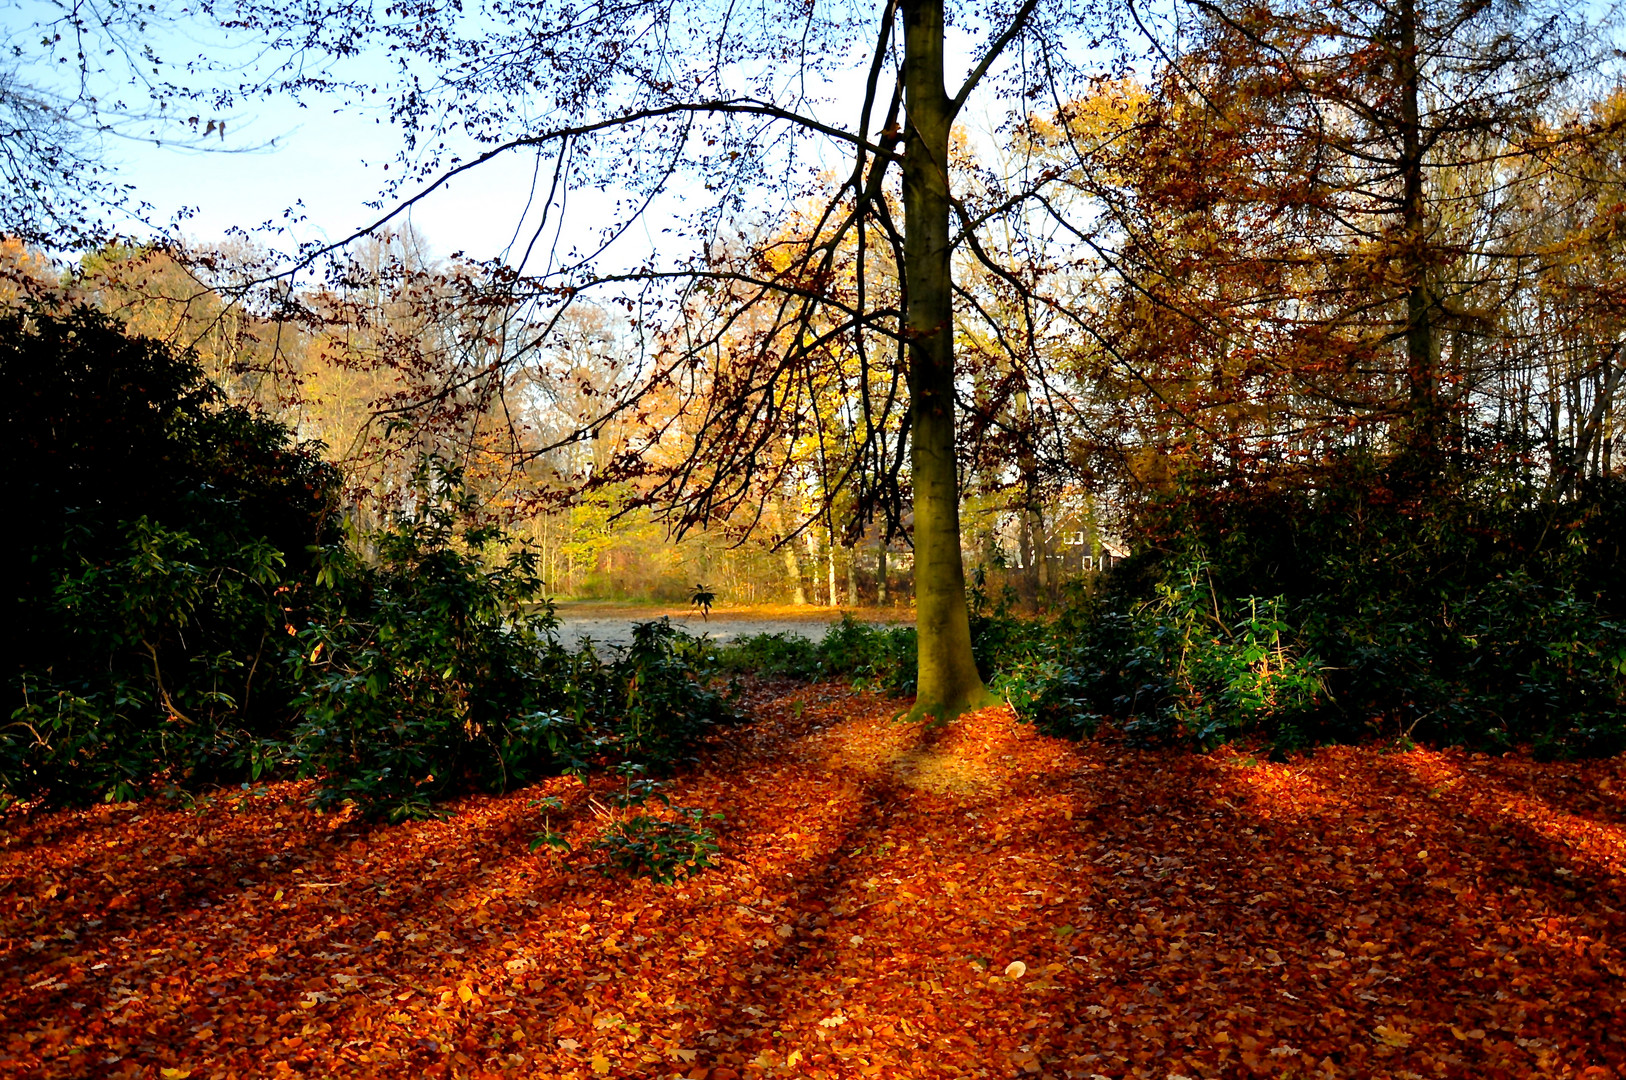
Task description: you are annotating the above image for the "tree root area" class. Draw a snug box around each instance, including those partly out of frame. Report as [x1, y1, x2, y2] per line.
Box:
[3, 680, 1624, 1079]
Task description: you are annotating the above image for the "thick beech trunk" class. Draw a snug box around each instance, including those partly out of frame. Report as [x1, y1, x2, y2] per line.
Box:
[901, 0, 995, 719]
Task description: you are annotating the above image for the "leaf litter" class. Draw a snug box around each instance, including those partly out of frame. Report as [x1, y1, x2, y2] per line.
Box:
[1, 679, 1623, 1079]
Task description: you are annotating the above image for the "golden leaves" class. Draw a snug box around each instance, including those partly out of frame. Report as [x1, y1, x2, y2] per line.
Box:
[1372, 1024, 1414, 1048]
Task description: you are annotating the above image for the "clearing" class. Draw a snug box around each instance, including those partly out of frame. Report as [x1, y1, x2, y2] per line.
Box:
[552, 605, 913, 650]
[2, 682, 1623, 1079]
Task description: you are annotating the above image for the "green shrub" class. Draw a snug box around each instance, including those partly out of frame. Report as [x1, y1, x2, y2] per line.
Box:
[589, 807, 723, 884]
[966, 574, 1064, 713]
[713, 616, 921, 693]
[817, 615, 919, 694]
[717, 607, 1063, 707]
[0, 312, 740, 815]
[285, 467, 568, 820]
[286, 466, 737, 819]
[6, 518, 296, 801]
[716, 632, 824, 679]
[527, 766, 725, 885]
[1031, 452, 1626, 756]
[605, 618, 738, 764]
[3, 307, 338, 803]
[1023, 561, 1324, 748]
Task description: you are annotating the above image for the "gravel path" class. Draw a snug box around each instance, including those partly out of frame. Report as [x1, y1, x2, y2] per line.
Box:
[552, 606, 911, 649]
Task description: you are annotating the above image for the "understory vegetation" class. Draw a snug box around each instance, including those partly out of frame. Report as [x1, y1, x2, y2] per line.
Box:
[6, 309, 1625, 837]
[1024, 457, 1626, 758]
[719, 459, 1626, 759]
[2, 308, 739, 823]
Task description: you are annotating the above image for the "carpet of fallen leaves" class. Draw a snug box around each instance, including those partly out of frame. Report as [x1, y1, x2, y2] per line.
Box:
[3, 681, 1625, 1080]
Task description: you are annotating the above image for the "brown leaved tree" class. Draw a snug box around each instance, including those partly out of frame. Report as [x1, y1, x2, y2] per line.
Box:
[226, 0, 1116, 720]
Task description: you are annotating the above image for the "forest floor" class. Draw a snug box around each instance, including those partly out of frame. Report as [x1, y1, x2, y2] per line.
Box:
[2, 682, 1624, 1080]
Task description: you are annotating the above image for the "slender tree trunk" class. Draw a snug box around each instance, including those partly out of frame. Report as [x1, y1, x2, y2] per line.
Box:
[1029, 504, 1049, 603]
[784, 544, 807, 605]
[846, 541, 860, 609]
[1014, 389, 1045, 611]
[1016, 509, 1035, 610]
[1397, 0, 1440, 460]
[807, 530, 824, 604]
[877, 542, 889, 605]
[1606, 389, 1614, 475]
[827, 526, 839, 607]
[775, 499, 808, 605]
[902, 0, 994, 719]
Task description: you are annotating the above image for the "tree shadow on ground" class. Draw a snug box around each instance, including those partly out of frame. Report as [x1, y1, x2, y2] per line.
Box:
[4, 688, 1625, 1079]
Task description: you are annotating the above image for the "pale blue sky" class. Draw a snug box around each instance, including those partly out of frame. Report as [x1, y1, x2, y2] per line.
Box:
[110, 94, 559, 262]
[0, 0, 1183, 307]
[5, 1, 1011, 271]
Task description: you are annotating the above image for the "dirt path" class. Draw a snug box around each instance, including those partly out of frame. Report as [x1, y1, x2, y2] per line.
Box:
[2, 685, 1624, 1078]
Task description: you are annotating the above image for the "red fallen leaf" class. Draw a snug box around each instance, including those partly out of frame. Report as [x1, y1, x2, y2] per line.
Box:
[1, 685, 1622, 1079]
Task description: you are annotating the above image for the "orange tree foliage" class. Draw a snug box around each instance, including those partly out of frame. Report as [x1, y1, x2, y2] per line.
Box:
[1033, 0, 1617, 495]
[2, 682, 1622, 1079]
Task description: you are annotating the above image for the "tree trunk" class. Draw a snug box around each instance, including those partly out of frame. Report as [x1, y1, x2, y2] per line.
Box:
[1014, 388, 1046, 611]
[1396, 0, 1440, 460]
[827, 526, 839, 607]
[807, 530, 824, 604]
[901, 0, 995, 720]
[1016, 508, 1035, 610]
[1029, 503, 1049, 604]
[776, 499, 808, 605]
[847, 541, 860, 609]
[877, 541, 889, 605]
[784, 544, 807, 605]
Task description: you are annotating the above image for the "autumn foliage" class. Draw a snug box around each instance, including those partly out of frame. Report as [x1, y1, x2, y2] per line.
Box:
[3, 683, 1623, 1079]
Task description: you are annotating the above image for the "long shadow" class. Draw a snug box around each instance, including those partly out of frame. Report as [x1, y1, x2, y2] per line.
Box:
[2, 784, 503, 954]
[1, 785, 574, 1076]
[501, 681, 945, 1076]
[1025, 744, 1626, 1078]
[1452, 755, 1626, 832]
[633, 696, 1105, 1077]
[1366, 752, 1625, 910]
[12, 696, 1622, 1079]
[0, 682, 899, 1077]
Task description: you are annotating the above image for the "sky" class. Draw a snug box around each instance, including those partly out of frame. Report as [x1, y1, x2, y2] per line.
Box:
[6, 17, 844, 271]
[110, 95, 556, 263]
[6, 2, 690, 268]
[22, 0, 1620, 275]
[5, 0, 1023, 273]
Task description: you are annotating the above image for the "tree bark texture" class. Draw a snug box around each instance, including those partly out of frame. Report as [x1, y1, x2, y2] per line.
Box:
[1396, 0, 1441, 457]
[901, 0, 994, 717]
[877, 543, 889, 605]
